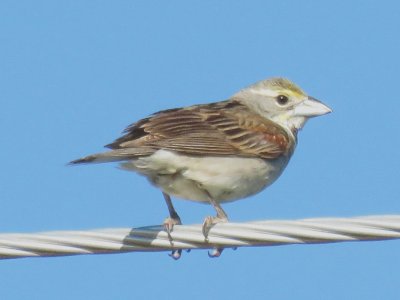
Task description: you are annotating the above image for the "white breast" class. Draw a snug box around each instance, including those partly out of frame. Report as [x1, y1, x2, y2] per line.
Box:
[121, 150, 290, 203]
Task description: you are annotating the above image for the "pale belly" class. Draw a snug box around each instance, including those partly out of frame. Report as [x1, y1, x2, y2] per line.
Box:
[121, 150, 290, 203]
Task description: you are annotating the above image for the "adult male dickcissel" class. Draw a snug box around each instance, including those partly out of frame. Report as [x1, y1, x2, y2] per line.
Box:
[71, 78, 331, 240]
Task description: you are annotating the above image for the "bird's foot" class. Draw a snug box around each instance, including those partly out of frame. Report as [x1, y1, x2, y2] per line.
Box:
[203, 216, 226, 258]
[163, 216, 182, 260]
[202, 215, 228, 239]
[163, 216, 182, 236]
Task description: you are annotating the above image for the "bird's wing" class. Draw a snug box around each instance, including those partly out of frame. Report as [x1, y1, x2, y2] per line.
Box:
[106, 100, 293, 159]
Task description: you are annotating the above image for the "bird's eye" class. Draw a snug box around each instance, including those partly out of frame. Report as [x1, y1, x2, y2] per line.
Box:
[276, 95, 289, 105]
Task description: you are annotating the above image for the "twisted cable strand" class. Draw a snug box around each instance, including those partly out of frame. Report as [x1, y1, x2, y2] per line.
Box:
[1, 215, 400, 259]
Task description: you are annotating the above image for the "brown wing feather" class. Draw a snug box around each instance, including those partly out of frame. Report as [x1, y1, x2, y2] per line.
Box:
[106, 100, 293, 159]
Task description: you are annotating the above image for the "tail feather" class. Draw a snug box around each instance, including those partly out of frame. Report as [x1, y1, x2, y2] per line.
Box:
[69, 148, 154, 165]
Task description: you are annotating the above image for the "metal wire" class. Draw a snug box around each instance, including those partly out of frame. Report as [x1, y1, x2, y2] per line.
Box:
[1, 215, 400, 259]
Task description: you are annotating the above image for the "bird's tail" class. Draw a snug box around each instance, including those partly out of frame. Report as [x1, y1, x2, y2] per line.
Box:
[69, 148, 154, 165]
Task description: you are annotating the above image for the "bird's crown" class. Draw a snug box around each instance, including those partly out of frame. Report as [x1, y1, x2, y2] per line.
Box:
[248, 77, 306, 98]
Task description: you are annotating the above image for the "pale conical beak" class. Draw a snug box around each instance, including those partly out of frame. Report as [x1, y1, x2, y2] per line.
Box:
[294, 96, 332, 117]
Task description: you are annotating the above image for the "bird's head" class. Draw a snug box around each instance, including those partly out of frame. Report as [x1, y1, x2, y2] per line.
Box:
[232, 77, 332, 132]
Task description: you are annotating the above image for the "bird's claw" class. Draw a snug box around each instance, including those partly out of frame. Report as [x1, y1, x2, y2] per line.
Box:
[202, 216, 228, 239]
[169, 249, 182, 260]
[208, 248, 224, 258]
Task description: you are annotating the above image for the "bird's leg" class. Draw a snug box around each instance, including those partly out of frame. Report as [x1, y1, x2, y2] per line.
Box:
[163, 192, 182, 234]
[162, 192, 182, 260]
[202, 193, 228, 257]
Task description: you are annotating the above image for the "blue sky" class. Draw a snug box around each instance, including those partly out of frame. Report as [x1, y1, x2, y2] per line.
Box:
[1, 1, 400, 299]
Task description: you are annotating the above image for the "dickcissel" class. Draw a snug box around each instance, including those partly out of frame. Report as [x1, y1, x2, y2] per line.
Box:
[71, 77, 331, 254]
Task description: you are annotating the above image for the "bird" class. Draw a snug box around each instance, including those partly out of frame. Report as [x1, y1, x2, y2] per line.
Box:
[70, 77, 331, 257]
